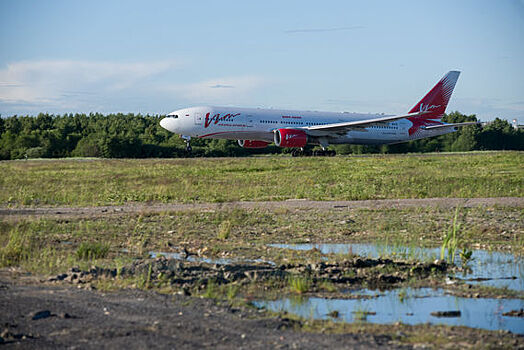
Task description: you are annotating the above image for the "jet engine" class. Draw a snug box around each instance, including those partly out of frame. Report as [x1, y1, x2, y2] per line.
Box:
[237, 140, 270, 148]
[273, 129, 308, 148]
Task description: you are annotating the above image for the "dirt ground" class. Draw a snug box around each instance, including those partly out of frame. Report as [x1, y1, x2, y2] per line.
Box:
[1, 270, 409, 350]
[1, 197, 523, 221]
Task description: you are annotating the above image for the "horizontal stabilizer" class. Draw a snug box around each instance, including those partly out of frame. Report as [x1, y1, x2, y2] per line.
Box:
[422, 121, 479, 130]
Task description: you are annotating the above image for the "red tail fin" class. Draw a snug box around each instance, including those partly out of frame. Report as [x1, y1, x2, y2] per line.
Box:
[409, 71, 460, 119]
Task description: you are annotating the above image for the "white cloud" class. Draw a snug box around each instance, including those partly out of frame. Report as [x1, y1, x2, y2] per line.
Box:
[160, 76, 269, 105]
[0, 59, 178, 106]
[0, 60, 270, 114]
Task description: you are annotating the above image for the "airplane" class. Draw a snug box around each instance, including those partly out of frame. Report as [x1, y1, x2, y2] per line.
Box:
[160, 71, 477, 156]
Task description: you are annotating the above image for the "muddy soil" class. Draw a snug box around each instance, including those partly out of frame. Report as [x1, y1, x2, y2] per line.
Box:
[46, 255, 451, 297]
[1, 197, 523, 221]
[2, 268, 523, 349]
[1, 270, 409, 350]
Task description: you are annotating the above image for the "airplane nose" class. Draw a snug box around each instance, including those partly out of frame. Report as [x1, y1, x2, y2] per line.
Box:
[160, 117, 176, 132]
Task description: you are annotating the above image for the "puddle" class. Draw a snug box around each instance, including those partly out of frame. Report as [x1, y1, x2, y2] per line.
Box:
[268, 243, 524, 291]
[254, 288, 524, 334]
[149, 251, 275, 266]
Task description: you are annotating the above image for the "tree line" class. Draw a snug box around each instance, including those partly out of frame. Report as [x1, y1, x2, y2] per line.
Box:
[0, 111, 522, 160]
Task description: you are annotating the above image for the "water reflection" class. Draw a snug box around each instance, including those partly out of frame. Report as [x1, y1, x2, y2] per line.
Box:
[255, 288, 524, 334]
[268, 243, 524, 291]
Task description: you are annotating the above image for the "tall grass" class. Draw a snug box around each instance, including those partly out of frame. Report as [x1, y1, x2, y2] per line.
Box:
[440, 207, 473, 266]
[440, 207, 461, 263]
[0, 224, 31, 265]
[76, 242, 110, 260]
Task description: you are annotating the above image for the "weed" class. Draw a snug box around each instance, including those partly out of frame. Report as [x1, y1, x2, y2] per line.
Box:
[203, 279, 219, 299]
[217, 220, 232, 240]
[441, 207, 461, 264]
[76, 242, 110, 260]
[398, 288, 407, 303]
[226, 284, 240, 300]
[459, 249, 473, 267]
[0, 225, 31, 265]
[288, 275, 312, 294]
[319, 280, 337, 292]
[352, 303, 371, 322]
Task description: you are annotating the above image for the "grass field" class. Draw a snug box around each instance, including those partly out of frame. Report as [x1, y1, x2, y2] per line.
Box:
[1, 151, 523, 207]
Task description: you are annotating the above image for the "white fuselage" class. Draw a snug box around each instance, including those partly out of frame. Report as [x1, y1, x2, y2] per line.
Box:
[160, 106, 456, 146]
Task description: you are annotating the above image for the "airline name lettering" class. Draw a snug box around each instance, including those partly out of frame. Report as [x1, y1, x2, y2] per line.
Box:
[204, 112, 241, 128]
[419, 103, 441, 112]
[285, 133, 301, 140]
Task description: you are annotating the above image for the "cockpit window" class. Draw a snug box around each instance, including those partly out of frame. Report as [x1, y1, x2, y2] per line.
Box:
[170, 114, 178, 118]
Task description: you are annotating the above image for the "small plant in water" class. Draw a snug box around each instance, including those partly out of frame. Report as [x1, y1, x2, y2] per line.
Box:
[352, 303, 373, 322]
[440, 207, 461, 264]
[288, 275, 311, 294]
[459, 248, 474, 267]
[398, 288, 407, 303]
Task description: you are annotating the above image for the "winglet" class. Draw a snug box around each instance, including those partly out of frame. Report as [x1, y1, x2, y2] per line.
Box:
[409, 71, 460, 119]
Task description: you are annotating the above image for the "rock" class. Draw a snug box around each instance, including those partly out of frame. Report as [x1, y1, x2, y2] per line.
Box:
[327, 310, 339, 318]
[50, 273, 67, 281]
[430, 310, 461, 318]
[502, 309, 524, 317]
[31, 310, 53, 320]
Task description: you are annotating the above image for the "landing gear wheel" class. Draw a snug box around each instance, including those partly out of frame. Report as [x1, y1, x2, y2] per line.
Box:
[291, 149, 301, 157]
[328, 150, 336, 157]
[182, 136, 192, 154]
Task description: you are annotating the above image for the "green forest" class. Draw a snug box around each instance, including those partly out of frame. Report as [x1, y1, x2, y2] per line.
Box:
[0, 111, 522, 160]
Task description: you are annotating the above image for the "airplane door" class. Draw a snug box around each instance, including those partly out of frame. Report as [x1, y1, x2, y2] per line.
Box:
[194, 112, 203, 125]
[246, 114, 253, 127]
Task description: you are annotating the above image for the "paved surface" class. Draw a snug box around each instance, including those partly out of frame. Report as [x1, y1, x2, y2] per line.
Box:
[1, 197, 523, 220]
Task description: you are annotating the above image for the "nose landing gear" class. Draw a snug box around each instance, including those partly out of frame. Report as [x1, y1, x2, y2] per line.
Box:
[181, 135, 192, 152]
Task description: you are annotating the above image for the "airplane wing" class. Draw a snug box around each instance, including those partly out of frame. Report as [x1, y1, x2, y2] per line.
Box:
[421, 121, 479, 130]
[303, 111, 430, 135]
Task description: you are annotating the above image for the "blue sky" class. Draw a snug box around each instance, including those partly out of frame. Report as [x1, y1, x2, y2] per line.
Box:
[1, 0, 523, 122]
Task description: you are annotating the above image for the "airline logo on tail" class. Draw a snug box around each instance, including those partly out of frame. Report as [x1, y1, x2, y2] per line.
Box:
[409, 70, 460, 119]
[419, 103, 441, 112]
[407, 70, 460, 136]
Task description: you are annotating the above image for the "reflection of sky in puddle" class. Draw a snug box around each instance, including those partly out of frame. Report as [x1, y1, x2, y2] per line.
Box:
[149, 251, 275, 266]
[254, 288, 524, 334]
[268, 243, 524, 291]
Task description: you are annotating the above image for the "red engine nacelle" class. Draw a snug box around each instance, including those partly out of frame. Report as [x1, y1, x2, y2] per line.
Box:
[274, 129, 308, 148]
[237, 140, 270, 149]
